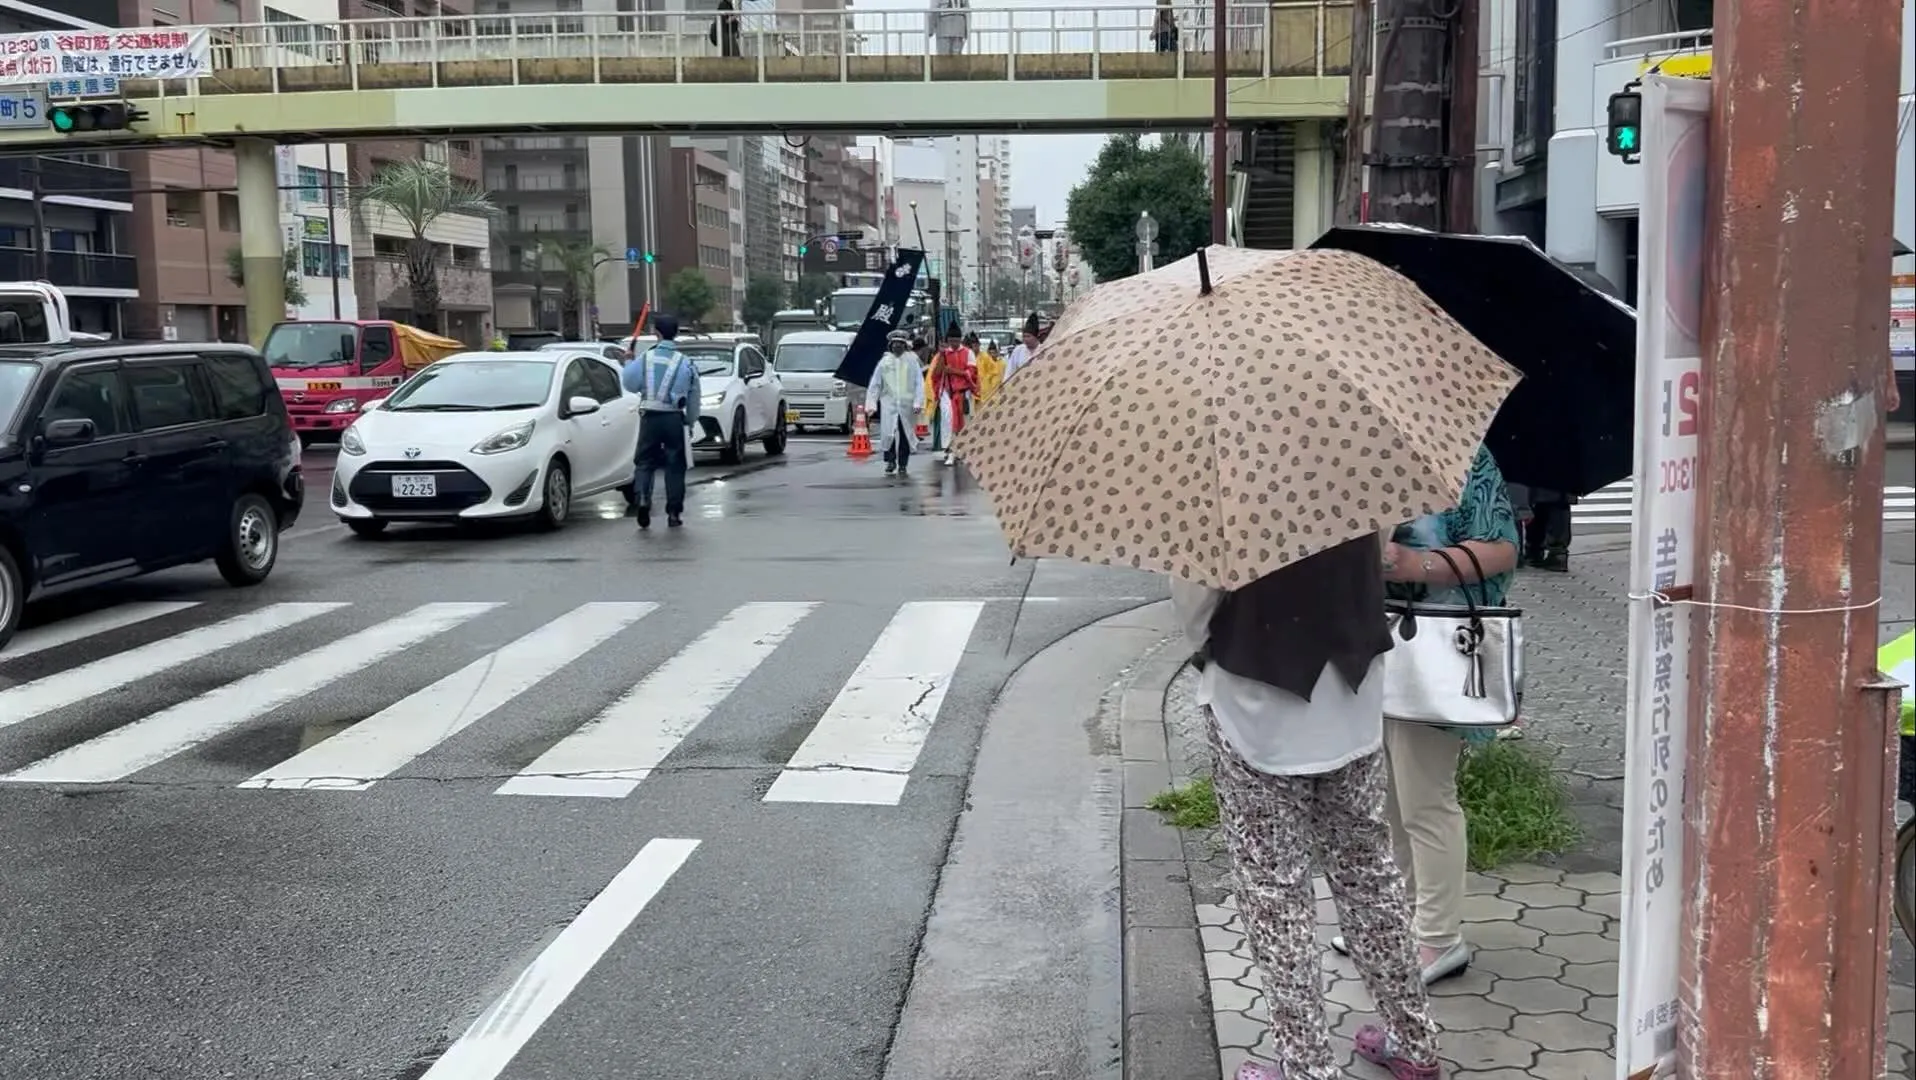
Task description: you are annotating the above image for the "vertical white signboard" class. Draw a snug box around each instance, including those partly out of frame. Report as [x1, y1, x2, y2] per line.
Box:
[1616, 73, 1713, 1080]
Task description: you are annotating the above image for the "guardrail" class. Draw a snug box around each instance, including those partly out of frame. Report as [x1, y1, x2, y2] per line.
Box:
[121, 2, 1352, 98]
[0, 248, 138, 290]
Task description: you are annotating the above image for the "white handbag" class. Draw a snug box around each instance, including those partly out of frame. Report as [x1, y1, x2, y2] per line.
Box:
[1382, 547, 1525, 729]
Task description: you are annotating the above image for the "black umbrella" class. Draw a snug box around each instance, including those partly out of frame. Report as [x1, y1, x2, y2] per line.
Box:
[1310, 224, 1637, 496]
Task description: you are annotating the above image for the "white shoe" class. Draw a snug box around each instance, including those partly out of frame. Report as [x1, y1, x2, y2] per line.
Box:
[942, 452, 954, 466]
[1328, 935, 1470, 985]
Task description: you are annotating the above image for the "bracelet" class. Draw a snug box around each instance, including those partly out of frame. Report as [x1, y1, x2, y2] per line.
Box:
[1421, 554, 1436, 583]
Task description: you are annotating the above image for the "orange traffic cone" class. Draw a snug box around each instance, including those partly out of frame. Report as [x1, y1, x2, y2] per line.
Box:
[848, 404, 874, 459]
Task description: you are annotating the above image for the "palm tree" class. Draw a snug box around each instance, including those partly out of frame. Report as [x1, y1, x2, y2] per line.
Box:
[351, 159, 494, 333]
[550, 238, 612, 337]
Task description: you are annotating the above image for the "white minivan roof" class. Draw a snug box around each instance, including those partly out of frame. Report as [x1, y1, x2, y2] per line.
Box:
[777, 330, 857, 347]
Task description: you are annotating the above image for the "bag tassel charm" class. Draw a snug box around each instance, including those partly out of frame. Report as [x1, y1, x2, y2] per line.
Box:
[1454, 625, 1486, 700]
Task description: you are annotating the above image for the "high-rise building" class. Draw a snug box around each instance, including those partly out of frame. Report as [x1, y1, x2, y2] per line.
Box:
[978, 137, 1013, 277]
[656, 147, 741, 327]
[0, 2, 137, 336]
[263, 1, 355, 322]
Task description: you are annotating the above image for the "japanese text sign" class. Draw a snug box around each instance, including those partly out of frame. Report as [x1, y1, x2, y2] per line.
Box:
[0, 28, 212, 88]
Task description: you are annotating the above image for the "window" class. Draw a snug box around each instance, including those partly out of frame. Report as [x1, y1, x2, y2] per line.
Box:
[164, 190, 203, 229]
[216, 193, 242, 233]
[42, 367, 127, 437]
[202, 354, 268, 420]
[561, 359, 595, 402]
[125, 362, 214, 430]
[361, 326, 397, 371]
[297, 166, 345, 205]
[302, 241, 349, 278]
[739, 347, 764, 378]
[583, 359, 622, 402]
[1510, 0, 1555, 164]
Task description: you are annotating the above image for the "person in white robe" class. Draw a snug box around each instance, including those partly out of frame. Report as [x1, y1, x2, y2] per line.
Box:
[869, 331, 925, 475]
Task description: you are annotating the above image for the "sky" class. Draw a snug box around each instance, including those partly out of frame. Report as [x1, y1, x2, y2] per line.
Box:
[841, 0, 1146, 228]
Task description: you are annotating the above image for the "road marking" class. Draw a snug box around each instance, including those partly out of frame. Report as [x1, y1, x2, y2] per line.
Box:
[763, 600, 984, 806]
[420, 837, 699, 1080]
[1, 601, 201, 661]
[498, 601, 816, 798]
[242, 603, 657, 792]
[0, 602, 346, 729]
[0, 604, 495, 785]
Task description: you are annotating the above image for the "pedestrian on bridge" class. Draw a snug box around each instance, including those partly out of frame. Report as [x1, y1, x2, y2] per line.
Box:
[624, 314, 700, 530]
[927, 0, 968, 55]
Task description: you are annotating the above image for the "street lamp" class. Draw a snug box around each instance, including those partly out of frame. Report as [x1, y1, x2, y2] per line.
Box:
[1135, 211, 1159, 274]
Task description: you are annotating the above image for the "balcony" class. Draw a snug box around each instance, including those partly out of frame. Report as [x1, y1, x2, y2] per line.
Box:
[481, 137, 589, 154]
[0, 157, 133, 202]
[0, 247, 138, 291]
[485, 173, 591, 194]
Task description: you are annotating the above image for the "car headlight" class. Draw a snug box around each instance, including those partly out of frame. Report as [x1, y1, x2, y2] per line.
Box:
[831, 379, 847, 395]
[471, 420, 535, 455]
[700, 393, 724, 408]
[324, 397, 359, 414]
[340, 426, 366, 455]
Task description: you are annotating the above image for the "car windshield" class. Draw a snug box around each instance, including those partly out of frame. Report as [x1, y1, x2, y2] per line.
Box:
[774, 343, 847, 373]
[263, 322, 360, 371]
[0, 360, 35, 430]
[676, 347, 736, 378]
[385, 360, 553, 412]
[830, 292, 878, 328]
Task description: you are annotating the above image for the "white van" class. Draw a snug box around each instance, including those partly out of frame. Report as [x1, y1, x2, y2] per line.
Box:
[773, 329, 859, 433]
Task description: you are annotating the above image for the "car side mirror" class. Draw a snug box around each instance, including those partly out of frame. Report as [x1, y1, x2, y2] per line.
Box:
[565, 395, 601, 417]
[41, 417, 95, 447]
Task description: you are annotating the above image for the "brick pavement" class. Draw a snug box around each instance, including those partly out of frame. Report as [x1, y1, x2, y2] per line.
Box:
[1121, 530, 1916, 1079]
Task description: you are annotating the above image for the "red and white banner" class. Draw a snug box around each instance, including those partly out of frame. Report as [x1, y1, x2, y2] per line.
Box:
[1616, 72, 1713, 1080]
[0, 28, 212, 89]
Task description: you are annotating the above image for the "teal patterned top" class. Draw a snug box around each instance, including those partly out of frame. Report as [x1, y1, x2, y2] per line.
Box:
[1386, 446, 1521, 744]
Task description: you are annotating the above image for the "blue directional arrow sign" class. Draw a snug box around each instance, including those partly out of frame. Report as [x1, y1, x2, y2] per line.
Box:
[625, 247, 640, 266]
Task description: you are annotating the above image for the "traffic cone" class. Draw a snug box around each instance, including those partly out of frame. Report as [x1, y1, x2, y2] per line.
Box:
[848, 404, 874, 459]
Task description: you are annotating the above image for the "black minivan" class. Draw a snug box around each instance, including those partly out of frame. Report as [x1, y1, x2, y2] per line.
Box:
[0, 342, 304, 649]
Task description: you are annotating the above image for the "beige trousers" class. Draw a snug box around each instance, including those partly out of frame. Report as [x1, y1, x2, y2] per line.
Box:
[1382, 719, 1467, 949]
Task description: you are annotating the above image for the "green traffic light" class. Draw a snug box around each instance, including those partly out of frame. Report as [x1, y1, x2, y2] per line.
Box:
[50, 108, 75, 133]
[642, 251, 655, 264]
[1617, 127, 1638, 151]
[799, 245, 808, 257]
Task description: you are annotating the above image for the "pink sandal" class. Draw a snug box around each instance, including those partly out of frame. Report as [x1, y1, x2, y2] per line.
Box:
[1234, 1063, 1286, 1080]
[1353, 1025, 1442, 1080]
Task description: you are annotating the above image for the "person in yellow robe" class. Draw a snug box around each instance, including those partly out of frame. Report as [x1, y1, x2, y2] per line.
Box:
[974, 336, 1004, 405]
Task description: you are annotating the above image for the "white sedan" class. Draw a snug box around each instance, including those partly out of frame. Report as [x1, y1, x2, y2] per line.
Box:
[332, 350, 640, 537]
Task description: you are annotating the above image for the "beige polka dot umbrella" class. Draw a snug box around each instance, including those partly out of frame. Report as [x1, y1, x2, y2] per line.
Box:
[952, 245, 1522, 589]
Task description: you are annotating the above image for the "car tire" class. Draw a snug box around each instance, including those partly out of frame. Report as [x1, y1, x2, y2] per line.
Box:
[215, 493, 280, 587]
[764, 403, 788, 455]
[719, 410, 747, 465]
[537, 458, 572, 530]
[347, 519, 388, 538]
[0, 545, 23, 652]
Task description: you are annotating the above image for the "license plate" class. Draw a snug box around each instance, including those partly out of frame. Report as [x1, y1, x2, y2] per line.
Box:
[786, 409, 800, 423]
[306, 381, 343, 392]
[390, 474, 437, 498]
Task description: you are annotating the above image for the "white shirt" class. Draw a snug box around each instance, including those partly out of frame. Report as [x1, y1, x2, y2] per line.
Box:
[1005, 342, 1033, 378]
[1169, 577, 1385, 776]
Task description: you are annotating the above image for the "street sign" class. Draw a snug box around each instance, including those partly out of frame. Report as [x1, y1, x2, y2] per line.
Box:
[0, 87, 44, 130]
[821, 236, 840, 256]
[625, 247, 639, 266]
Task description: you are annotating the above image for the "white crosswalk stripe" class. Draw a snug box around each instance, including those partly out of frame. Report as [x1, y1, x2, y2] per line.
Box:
[1570, 482, 1916, 526]
[0, 596, 992, 805]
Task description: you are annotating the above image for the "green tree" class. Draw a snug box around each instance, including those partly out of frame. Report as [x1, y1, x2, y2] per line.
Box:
[663, 268, 717, 327]
[1064, 135, 1209, 283]
[549, 238, 612, 337]
[742, 272, 787, 329]
[791, 271, 836, 310]
[224, 246, 309, 310]
[352, 159, 495, 333]
[988, 271, 1038, 320]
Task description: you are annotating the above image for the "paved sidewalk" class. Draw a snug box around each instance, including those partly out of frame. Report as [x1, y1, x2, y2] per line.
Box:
[1118, 533, 1916, 1080]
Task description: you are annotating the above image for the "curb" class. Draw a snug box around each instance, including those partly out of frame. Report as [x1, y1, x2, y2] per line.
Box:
[1118, 640, 1220, 1080]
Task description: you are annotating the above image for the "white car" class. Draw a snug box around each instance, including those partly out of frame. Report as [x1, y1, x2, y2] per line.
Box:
[539, 340, 632, 364]
[774, 330, 860, 433]
[332, 350, 640, 537]
[626, 334, 787, 464]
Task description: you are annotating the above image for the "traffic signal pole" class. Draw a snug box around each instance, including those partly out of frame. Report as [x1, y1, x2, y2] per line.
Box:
[1680, 0, 1905, 1071]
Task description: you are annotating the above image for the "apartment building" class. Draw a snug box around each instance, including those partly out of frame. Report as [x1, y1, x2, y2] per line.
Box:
[656, 147, 740, 326]
[978, 137, 1013, 277]
[263, 0, 355, 321]
[0, 3, 136, 335]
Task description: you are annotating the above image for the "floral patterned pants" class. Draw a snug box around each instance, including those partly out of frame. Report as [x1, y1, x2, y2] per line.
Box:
[1207, 714, 1440, 1079]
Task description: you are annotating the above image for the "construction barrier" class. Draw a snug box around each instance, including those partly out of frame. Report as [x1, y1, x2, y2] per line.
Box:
[848, 404, 873, 458]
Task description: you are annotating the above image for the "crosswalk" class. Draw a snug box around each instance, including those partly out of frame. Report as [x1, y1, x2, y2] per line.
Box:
[1572, 481, 1916, 527]
[0, 597, 995, 804]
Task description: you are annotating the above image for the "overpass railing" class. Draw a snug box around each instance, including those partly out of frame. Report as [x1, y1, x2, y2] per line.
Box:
[124, 2, 1353, 98]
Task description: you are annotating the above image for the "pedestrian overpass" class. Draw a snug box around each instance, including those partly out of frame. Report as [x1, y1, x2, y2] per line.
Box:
[0, 2, 1351, 336]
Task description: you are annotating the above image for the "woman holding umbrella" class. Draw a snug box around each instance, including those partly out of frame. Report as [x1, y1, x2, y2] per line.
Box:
[956, 246, 1528, 1080]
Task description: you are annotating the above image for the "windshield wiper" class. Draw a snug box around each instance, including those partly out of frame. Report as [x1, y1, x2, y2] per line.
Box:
[275, 359, 348, 370]
[387, 403, 490, 412]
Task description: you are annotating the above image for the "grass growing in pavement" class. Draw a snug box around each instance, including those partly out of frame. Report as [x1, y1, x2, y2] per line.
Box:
[1146, 740, 1580, 871]
[1455, 739, 1582, 871]
[1146, 775, 1221, 830]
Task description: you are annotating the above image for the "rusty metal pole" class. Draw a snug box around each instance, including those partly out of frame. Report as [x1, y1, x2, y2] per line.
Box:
[1679, 0, 1904, 1070]
[1210, 0, 1229, 243]
[1441, 0, 1477, 233]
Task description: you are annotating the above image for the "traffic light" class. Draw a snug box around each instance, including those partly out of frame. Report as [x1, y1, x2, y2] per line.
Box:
[641, 250, 655, 264]
[798, 243, 808, 257]
[49, 102, 145, 134]
[1606, 87, 1643, 163]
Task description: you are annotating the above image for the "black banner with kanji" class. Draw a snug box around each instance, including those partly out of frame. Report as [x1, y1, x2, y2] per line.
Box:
[834, 247, 926, 388]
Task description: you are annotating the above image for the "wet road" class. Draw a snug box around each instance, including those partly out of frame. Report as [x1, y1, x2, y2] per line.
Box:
[0, 437, 1165, 1080]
